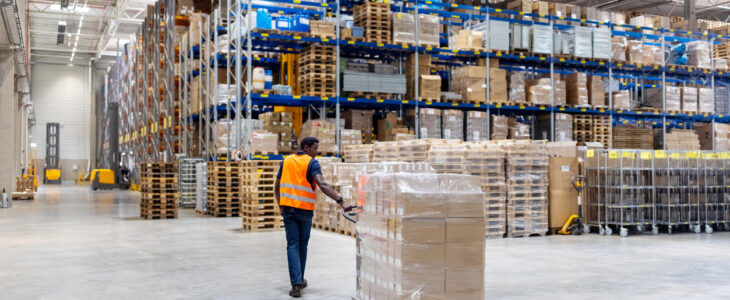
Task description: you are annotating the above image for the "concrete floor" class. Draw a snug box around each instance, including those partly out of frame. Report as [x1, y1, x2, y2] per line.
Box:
[2, 185, 730, 299]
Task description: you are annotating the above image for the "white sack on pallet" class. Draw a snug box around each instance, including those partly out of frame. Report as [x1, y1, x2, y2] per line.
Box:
[592, 27, 611, 60]
[687, 41, 711, 69]
[698, 87, 715, 114]
[532, 25, 552, 54]
[473, 20, 509, 51]
[567, 26, 592, 58]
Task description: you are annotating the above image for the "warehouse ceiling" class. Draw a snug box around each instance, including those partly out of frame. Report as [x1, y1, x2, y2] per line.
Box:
[551, 0, 730, 22]
[28, 0, 156, 63]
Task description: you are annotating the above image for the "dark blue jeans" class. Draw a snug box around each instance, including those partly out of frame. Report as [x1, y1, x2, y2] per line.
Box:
[282, 206, 313, 286]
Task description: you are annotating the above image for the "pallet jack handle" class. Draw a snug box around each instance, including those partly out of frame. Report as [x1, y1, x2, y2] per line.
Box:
[342, 206, 359, 223]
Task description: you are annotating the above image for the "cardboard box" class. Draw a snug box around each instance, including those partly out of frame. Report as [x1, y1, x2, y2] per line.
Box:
[445, 242, 484, 271]
[398, 193, 447, 218]
[446, 218, 485, 243]
[377, 112, 399, 141]
[454, 30, 484, 50]
[588, 76, 605, 107]
[547, 141, 578, 157]
[447, 193, 485, 218]
[420, 75, 443, 100]
[342, 110, 374, 144]
[548, 157, 579, 228]
[400, 218, 446, 244]
[446, 270, 485, 300]
[490, 68, 508, 102]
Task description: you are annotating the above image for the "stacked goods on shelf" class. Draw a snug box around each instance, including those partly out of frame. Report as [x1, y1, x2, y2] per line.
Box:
[353, 1, 391, 44]
[442, 110, 464, 140]
[612, 126, 654, 149]
[565, 26, 592, 58]
[451, 65, 486, 104]
[406, 53, 432, 100]
[592, 27, 611, 60]
[644, 86, 681, 111]
[140, 162, 178, 219]
[453, 29, 484, 51]
[250, 130, 278, 154]
[588, 76, 605, 107]
[392, 13, 439, 46]
[356, 172, 485, 300]
[372, 141, 399, 162]
[195, 162, 207, 213]
[532, 24, 552, 54]
[341, 129, 363, 147]
[342, 110, 374, 144]
[377, 112, 408, 141]
[472, 20, 510, 51]
[592, 115, 611, 147]
[466, 111, 488, 141]
[659, 129, 701, 150]
[409, 108, 442, 139]
[489, 67, 508, 103]
[508, 118, 531, 140]
[241, 160, 282, 231]
[681, 86, 698, 113]
[611, 36, 627, 62]
[508, 71, 526, 103]
[213, 119, 262, 155]
[572, 115, 593, 144]
[510, 23, 530, 51]
[504, 140, 549, 238]
[309, 20, 335, 38]
[565, 72, 589, 107]
[714, 58, 728, 70]
[698, 87, 715, 114]
[301, 119, 336, 154]
[206, 161, 243, 217]
[612, 90, 631, 110]
[260, 112, 293, 154]
[343, 144, 373, 162]
[687, 41, 711, 69]
[342, 69, 406, 95]
[428, 143, 466, 174]
[695, 123, 730, 151]
[628, 40, 662, 65]
[298, 44, 336, 97]
[715, 85, 730, 115]
[526, 78, 566, 106]
[537, 113, 573, 141]
[464, 142, 506, 239]
[179, 158, 204, 208]
[491, 115, 509, 140]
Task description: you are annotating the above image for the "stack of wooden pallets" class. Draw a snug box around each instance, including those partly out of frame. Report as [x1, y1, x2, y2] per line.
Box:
[353, 1, 391, 44]
[504, 140, 549, 238]
[241, 160, 283, 231]
[298, 45, 336, 97]
[572, 115, 593, 144]
[592, 115, 611, 148]
[206, 161, 243, 217]
[613, 126, 654, 149]
[139, 162, 178, 219]
[464, 142, 506, 239]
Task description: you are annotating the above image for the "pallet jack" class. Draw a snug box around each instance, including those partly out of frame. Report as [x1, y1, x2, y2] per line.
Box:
[558, 175, 586, 235]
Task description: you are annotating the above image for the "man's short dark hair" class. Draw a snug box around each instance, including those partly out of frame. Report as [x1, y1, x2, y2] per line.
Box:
[301, 137, 319, 149]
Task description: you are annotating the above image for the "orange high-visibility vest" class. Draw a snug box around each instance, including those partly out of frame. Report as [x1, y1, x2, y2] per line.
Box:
[279, 154, 317, 210]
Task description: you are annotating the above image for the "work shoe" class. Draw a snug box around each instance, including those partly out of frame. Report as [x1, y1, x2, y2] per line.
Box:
[302, 279, 308, 289]
[289, 285, 302, 298]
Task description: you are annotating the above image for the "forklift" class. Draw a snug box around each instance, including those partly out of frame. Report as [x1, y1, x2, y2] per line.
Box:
[91, 103, 131, 190]
[44, 123, 62, 184]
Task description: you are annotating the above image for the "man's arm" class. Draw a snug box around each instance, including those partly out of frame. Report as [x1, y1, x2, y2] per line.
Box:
[275, 177, 281, 206]
[314, 174, 352, 211]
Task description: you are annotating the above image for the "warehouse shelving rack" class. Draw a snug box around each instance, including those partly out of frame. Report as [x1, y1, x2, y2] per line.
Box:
[106, 0, 730, 166]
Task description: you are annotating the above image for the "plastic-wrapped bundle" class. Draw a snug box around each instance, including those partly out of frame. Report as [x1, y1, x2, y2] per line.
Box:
[714, 85, 730, 115]
[681, 86, 698, 113]
[567, 26, 592, 58]
[511, 23, 531, 51]
[527, 78, 566, 106]
[356, 172, 485, 300]
[466, 111, 488, 141]
[249, 130, 278, 154]
[592, 27, 611, 59]
[588, 76, 605, 107]
[195, 162, 207, 212]
[301, 119, 337, 153]
[216, 84, 235, 104]
[213, 119, 262, 154]
[537, 113, 573, 141]
[414, 108, 442, 139]
[442, 109, 464, 140]
[463, 142, 506, 238]
[644, 86, 680, 111]
[611, 36, 626, 62]
[508, 71, 526, 102]
[452, 30, 483, 50]
[565, 72, 589, 106]
[491, 115, 509, 140]
[715, 58, 728, 70]
[687, 41, 711, 69]
[531, 25, 553, 55]
[508, 118, 530, 140]
[612, 90, 631, 110]
[698, 87, 714, 114]
[502, 140, 549, 237]
[392, 13, 439, 46]
[472, 20, 509, 51]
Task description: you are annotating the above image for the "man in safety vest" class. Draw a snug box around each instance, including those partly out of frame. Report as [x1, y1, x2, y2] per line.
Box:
[275, 136, 352, 298]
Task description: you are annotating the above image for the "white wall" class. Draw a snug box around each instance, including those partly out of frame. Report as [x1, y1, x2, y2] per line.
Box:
[30, 63, 92, 168]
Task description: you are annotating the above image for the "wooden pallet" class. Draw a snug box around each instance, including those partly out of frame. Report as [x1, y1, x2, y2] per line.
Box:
[506, 231, 547, 238]
[11, 192, 34, 200]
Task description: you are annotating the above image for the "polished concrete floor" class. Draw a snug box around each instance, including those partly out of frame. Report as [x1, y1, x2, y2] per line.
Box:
[2, 185, 730, 299]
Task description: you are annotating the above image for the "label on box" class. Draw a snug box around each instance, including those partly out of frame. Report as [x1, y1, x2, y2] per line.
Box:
[586, 149, 594, 158]
[444, 129, 451, 139]
[449, 116, 456, 121]
[561, 165, 570, 172]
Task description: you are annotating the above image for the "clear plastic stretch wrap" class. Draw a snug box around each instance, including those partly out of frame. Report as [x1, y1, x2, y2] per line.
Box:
[464, 142, 506, 238]
[687, 41, 711, 69]
[565, 72, 589, 106]
[343, 144, 373, 163]
[441, 110, 464, 140]
[216, 84, 235, 104]
[698, 87, 715, 114]
[567, 26, 592, 58]
[356, 172, 485, 300]
[213, 119, 262, 154]
[527, 78, 566, 106]
[508, 71, 526, 103]
[715, 85, 730, 115]
[537, 113, 572, 141]
[715, 58, 728, 70]
[341, 129, 363, 147]
[301, 119, 337, 153]
[531, 25, 553, 55]
[195, 162, 207, 212]
[397, 139, 455, 163]
[611, 36, 627, 62]
[612, 90, 631, 110]
[490, 115, 509, 140]
[502, 140, 549, 237]
[427, 143, 466, 174]
[250, 130, 278, 154]
[372, 141, 399, 162]
[415, 108, 442, 139]
[644, 86, 680, 111]
[392, 13, 439, 46]
[592, 27, 611, 60]
[466, 111, 488, 141]
[681, 86, 698, 113]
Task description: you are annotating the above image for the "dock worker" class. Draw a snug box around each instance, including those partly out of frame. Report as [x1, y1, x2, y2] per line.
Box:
[275, 136, 353, 298]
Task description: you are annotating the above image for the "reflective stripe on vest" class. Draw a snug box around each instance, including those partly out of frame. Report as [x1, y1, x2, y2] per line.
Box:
[279, 154, 317, 210]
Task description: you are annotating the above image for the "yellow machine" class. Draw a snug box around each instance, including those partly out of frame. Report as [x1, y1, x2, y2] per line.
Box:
[558, 175, 586, 235]
[45, 169, 61, 184]
[91, 169, 130, 190]
[44, 123, 62, 184]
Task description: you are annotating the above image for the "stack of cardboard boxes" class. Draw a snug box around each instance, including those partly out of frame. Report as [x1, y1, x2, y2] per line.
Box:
[343, 110, 375, 144]
[356, 172, 485, 300]
[260, 112, 293, 154]
[682, 86, 698, 113]
[442, 110, 464, 140]
[466, 111, 488, 141]
[490, 115, 510, 140]
[565, 72, 589, 107]
[301, 119, 336, 153]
